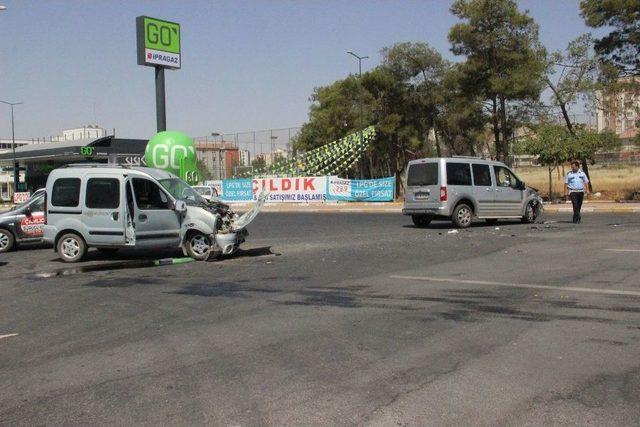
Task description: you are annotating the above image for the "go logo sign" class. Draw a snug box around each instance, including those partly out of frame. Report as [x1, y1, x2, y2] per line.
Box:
[145, 131, 200, 184]
[136, 16, 181, 69]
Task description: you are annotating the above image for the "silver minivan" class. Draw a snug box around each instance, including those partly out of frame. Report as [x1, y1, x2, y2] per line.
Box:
[403, 157, 542, 228]
[43, 164, 265, 262]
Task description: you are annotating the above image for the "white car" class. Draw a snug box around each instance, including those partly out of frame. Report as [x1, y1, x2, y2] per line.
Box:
[192, 185, 220, 202]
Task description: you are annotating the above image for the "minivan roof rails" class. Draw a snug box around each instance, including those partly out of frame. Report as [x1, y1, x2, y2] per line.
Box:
[63, 163, 131, 168]
[450, 155, 486, 159]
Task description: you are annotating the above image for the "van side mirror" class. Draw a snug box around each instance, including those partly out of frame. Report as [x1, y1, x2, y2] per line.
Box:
[518, 181, 526, 190]
[174, 200, 187, 213]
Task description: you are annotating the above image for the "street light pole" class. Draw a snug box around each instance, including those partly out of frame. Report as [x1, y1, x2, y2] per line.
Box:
[347, 51, 368, 179]
[0, 100, 24, 193]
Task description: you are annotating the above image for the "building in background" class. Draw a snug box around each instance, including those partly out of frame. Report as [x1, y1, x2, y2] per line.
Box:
[263, 148, 289, 166]
[239, 149, 251, 166]
[0, 138, 33, 200]
[596, 78, 639, 145]
[53, 125, 108, 142]
[195, 141, 240, 180]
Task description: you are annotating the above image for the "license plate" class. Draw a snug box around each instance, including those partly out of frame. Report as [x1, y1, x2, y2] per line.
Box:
[414, 193, 429, 201]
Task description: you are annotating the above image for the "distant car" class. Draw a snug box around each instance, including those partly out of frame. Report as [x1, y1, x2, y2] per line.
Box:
[403, 157, 543, 228]
[0, 189, 46, 252]
[192, 185, 220, 202]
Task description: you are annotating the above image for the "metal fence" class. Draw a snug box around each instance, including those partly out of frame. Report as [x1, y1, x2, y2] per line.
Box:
[194, 127, 300, 163]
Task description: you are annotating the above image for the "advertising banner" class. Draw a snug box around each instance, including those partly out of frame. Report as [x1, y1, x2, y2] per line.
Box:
[13, 192, 30, 204]
[327, 176, 395, 202]
[252, 177, 328, 203]
[215, 176, 394, 203]
[20, 213, 45, 237]
[222, 179, 253, 201]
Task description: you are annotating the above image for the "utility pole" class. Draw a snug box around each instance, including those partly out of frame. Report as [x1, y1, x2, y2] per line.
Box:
[155, 67, 166, 132]
[347, 51, 368, 179]
[0, 100, 24, 193]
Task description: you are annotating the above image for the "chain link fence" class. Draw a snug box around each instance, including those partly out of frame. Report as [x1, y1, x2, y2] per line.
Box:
[195, 127, 300, 162]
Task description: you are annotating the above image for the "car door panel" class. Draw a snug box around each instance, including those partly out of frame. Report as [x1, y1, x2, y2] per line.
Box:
[83, 175, 126, 246]
[14, 195, 46, 241]
[493, 166, 523, 216]
[471, 164, 494, 217]
[130, 177, 181, 248]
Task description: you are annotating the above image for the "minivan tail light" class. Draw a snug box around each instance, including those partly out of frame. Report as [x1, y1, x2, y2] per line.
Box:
[440, 186, 448, 202]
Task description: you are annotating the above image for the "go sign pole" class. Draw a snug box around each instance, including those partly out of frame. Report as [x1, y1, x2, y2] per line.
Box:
[136, 16, 181, 132]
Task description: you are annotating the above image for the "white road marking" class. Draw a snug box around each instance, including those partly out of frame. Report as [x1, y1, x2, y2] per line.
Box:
[605, 249, 640, 253]
[0, 333, 18, 340]
[390, 275, 640, 297]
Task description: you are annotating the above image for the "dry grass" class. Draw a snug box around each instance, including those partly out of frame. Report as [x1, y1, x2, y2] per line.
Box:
[514, 165, 640, 200]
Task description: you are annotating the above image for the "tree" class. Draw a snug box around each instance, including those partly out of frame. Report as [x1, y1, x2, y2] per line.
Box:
[523, 124, 620, 197]
[196, 159, 212, 182]
[522, 125, 572, 198]
[448, 0, 547, 163]
[436, 66, 487, 156]
[381, 42, 449, 156]
[580, 0, 640, 76]
[251, 155, 266, 171]
[544, 35, 600, 188]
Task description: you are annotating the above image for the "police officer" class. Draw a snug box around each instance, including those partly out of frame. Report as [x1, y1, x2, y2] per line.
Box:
[565, 160, 590, 224]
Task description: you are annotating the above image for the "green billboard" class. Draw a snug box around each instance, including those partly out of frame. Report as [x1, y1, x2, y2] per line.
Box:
[136, 16, 181, 69]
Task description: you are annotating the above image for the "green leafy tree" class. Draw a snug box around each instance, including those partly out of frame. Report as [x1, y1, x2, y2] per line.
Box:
[580, 0, 640, 76]
[251, 155, 266, 170]
[448, 0, 547, 163]
[523, 124, 620, 197]
[196, 159, 212, 182]
[544, 34, 601, 188]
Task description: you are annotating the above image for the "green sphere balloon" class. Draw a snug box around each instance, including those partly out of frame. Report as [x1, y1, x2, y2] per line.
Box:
[145, 131, 200, 184]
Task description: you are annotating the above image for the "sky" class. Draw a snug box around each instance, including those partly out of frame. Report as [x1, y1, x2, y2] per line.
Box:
[0, 0, 598, 140]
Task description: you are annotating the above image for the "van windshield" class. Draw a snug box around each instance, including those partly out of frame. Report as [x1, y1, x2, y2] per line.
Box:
[158, 178, 207, 206]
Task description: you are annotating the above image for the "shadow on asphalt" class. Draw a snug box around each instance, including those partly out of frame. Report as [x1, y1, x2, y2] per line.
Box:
[403, 220, 524, 230]
[207, 246, 281, 261]
[167, 281, 640, 329]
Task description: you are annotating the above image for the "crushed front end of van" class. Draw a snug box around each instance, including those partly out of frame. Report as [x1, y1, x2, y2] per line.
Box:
[181, 191, 268, 261]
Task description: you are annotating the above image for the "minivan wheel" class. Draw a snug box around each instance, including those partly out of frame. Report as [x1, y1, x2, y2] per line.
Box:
[522, 202, 537, 224]
[452, 204, 473, 228]
[57, 233, 87, 263]
[0, 229, 15, 253]
[412, 215, 433, 227]
[186, 233, 212, 261]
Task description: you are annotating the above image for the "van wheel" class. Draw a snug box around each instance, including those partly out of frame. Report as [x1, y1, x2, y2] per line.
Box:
[452, 204, 473, 228]
[485, 219, 499, 225]
[522, 202, 537, 224]
[186, 232, 212, 261]
[412, 215, 432, 227]
[0, 229, 15, 253]
[57, 233, 87, 263]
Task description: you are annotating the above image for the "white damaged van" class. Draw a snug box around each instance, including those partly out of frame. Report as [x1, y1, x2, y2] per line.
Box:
[43, 164, 266, 262]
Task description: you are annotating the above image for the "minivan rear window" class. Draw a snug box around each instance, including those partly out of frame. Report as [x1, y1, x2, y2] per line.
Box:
[51, 178, 81, 207]
[446, 162, 472, 186]
[86, 178, 120, 209]
[407, 163, 438, 186]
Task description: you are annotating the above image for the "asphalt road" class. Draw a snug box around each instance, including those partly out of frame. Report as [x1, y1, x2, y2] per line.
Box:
[1, 212, 640, 426]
